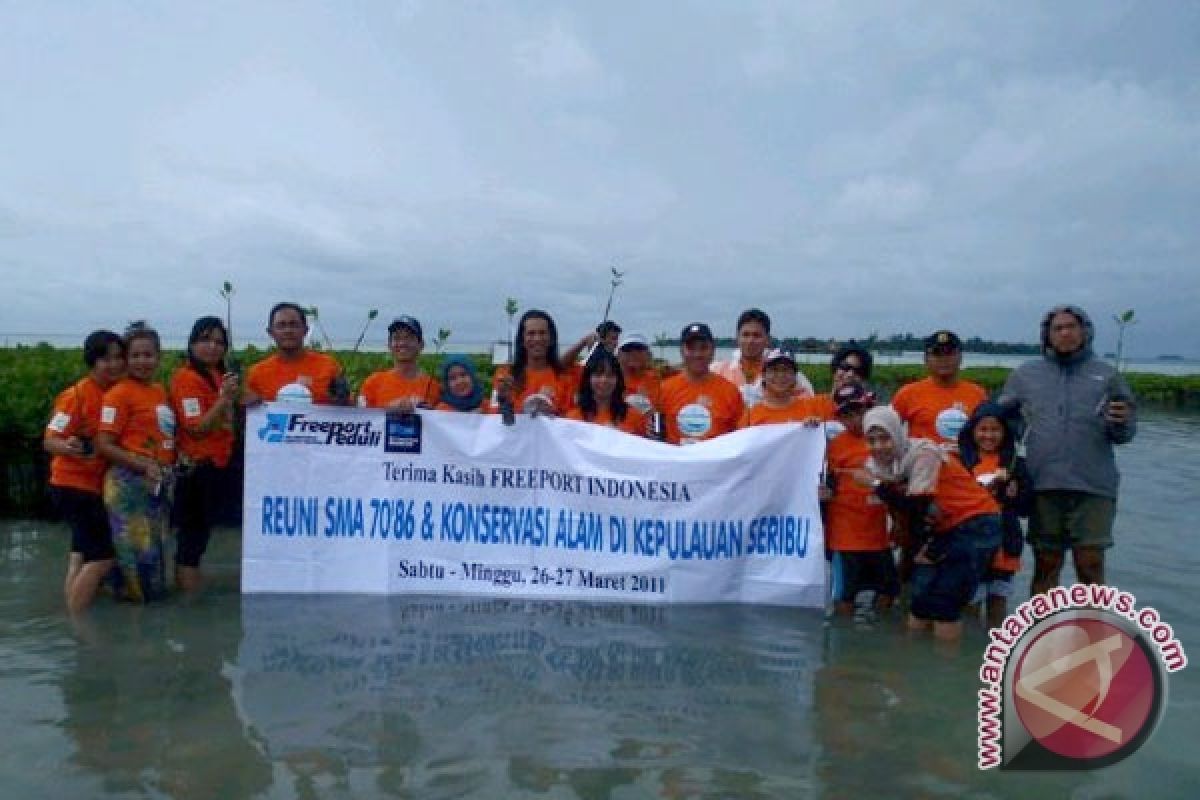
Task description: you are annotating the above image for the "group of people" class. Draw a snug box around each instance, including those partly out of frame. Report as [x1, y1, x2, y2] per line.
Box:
[46, 301, 1136, 638]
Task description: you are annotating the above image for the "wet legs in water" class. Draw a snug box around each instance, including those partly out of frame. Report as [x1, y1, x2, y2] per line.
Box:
[1032, 547, 1105, 595]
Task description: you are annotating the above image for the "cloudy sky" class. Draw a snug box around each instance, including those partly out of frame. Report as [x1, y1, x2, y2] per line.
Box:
[2, 1, 1197, 356]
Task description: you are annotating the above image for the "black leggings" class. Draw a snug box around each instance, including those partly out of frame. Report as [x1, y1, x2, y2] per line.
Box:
[174, 463, 227, 568]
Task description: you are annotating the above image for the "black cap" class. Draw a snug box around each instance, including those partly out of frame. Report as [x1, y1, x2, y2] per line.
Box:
[680, 322, 714, 343]
[388, 315, 423, 341]
[596, 320, 622, 336]
[833, 382, 874, 413]
[924, 330, 962, 353]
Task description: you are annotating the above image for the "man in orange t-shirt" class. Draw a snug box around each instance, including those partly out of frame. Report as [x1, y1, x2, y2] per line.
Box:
[245, 302, 346, 405]
[358, 316, 441, 410]
[660, 323, 744, 444]
[616, 333, 662, 416]
[891, 330, 986, 447]
[490, 309, 576, 416]
[821, 383, 897, 615]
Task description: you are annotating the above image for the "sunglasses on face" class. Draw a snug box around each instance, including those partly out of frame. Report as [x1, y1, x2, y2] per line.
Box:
[835, 362, 865, 376]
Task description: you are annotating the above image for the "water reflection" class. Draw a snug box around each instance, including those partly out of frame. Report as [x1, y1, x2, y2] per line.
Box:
[59, 609, 272, 799]
[234, 596, 821, 797]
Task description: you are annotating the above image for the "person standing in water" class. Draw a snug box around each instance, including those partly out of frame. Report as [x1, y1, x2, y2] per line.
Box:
[998, 305, 1136, 593]
[170, 316, 238, 593]
[44, 330, 127, 612]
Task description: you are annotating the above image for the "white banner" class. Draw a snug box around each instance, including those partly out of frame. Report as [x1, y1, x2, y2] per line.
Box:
[243, 405, 826, 607]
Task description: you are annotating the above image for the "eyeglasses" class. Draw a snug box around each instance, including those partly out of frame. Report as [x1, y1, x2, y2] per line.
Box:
[835, 362, 865, 376]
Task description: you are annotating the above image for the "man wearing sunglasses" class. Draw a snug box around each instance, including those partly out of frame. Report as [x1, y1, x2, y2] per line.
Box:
[891, 330, 986, 449]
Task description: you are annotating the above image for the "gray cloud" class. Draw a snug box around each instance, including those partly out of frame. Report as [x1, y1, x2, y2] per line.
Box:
[0, 1, 1196, 358]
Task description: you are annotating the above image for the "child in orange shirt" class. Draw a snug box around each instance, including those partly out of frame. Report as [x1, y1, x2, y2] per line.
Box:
[170, 316, 239, 592]
[43, 330, 126, 613]
[97, 322, 177, 603]
[565, 348, 647, 436]
[957, 403, 1032, 629]
[821, 384, 898, 616]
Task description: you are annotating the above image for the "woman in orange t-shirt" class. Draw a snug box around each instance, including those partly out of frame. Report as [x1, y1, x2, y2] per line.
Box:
[565, 349, 647, 436]
[43, 330, 127, 613]
[490, 310, 575, 417]
[169, 316, 239, 592]
[96, 322, 177, 603]
[861, 406, 1000, 642]
[738, 349, 824, 428]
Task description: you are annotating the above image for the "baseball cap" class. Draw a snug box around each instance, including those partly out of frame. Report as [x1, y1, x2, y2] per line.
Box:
[833, 382, 874, 414]
[388, 315, 423, 341]
[763, 348, 797, 368]
[617, 332, 650, 351]
[596, 320, 623, 336]
[924, 329, 962, 353]
[680, 322, 714, 343]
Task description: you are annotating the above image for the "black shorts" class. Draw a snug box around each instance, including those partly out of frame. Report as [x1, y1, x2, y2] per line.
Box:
[50, 485, 114, 563]
[831, 550, 900, 604]
[174, 462, 227, 568]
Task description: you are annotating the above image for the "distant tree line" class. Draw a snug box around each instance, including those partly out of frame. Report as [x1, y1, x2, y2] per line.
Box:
[656, 332, 1041, 354]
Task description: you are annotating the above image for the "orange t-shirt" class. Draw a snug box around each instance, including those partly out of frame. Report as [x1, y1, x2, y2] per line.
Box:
[488, 365, 576, 415]
[100, 379, 176, 465]
[565, 406, 647, 436]
[169, 366, 235, 467]
[799, 393, 836, 422]
[622, 370, 662, 416]
[927, 455, 1000, 533]
[739, 396, 823, 428]
[891, 377, 987, 444]
[46, 376, 109, 493]
[246, 351, 342, 404]
[659, 372, 744, 445]
[969, 453, 1021, 572]
[357, 370, 440, 409]
[825, 431, 889, 551]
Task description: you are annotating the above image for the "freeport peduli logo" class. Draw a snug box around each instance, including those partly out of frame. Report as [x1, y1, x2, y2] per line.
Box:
[256, 412, 382, 448]
[978, 584, 1187, 770]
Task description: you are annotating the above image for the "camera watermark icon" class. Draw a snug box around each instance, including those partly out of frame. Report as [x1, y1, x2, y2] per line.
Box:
[978, 584, 1187, 770]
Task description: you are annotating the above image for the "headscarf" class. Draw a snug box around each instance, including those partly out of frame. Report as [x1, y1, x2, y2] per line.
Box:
[862, 405, 946, 493]
[439, 355, 484, 412]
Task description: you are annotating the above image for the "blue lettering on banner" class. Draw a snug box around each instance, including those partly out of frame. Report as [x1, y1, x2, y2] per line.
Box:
[261, 496, 319, 536]
[324, 497, 365, 537]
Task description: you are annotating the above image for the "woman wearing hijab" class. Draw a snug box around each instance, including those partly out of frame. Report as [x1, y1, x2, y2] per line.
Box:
[858, 406, 1001, 640]
[435, 356, 486, 412]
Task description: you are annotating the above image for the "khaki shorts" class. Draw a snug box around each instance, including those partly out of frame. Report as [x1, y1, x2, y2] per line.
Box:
[1028, 491, 1116, 552]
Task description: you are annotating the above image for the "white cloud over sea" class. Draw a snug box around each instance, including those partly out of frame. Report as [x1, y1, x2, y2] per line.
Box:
[1, 1, 1197, 357]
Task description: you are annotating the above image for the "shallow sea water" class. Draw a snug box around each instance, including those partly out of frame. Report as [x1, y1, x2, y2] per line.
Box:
[2, 411, 1198, 799]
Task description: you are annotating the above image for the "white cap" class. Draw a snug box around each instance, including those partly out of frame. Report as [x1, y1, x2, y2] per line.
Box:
[617, 332, 650, 351]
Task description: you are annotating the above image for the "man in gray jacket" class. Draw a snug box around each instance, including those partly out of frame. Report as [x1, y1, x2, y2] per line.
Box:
[999, 305, 1136, 594]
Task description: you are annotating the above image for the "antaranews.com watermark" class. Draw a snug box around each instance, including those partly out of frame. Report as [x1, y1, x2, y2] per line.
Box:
[978, 583, 1187, 770]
